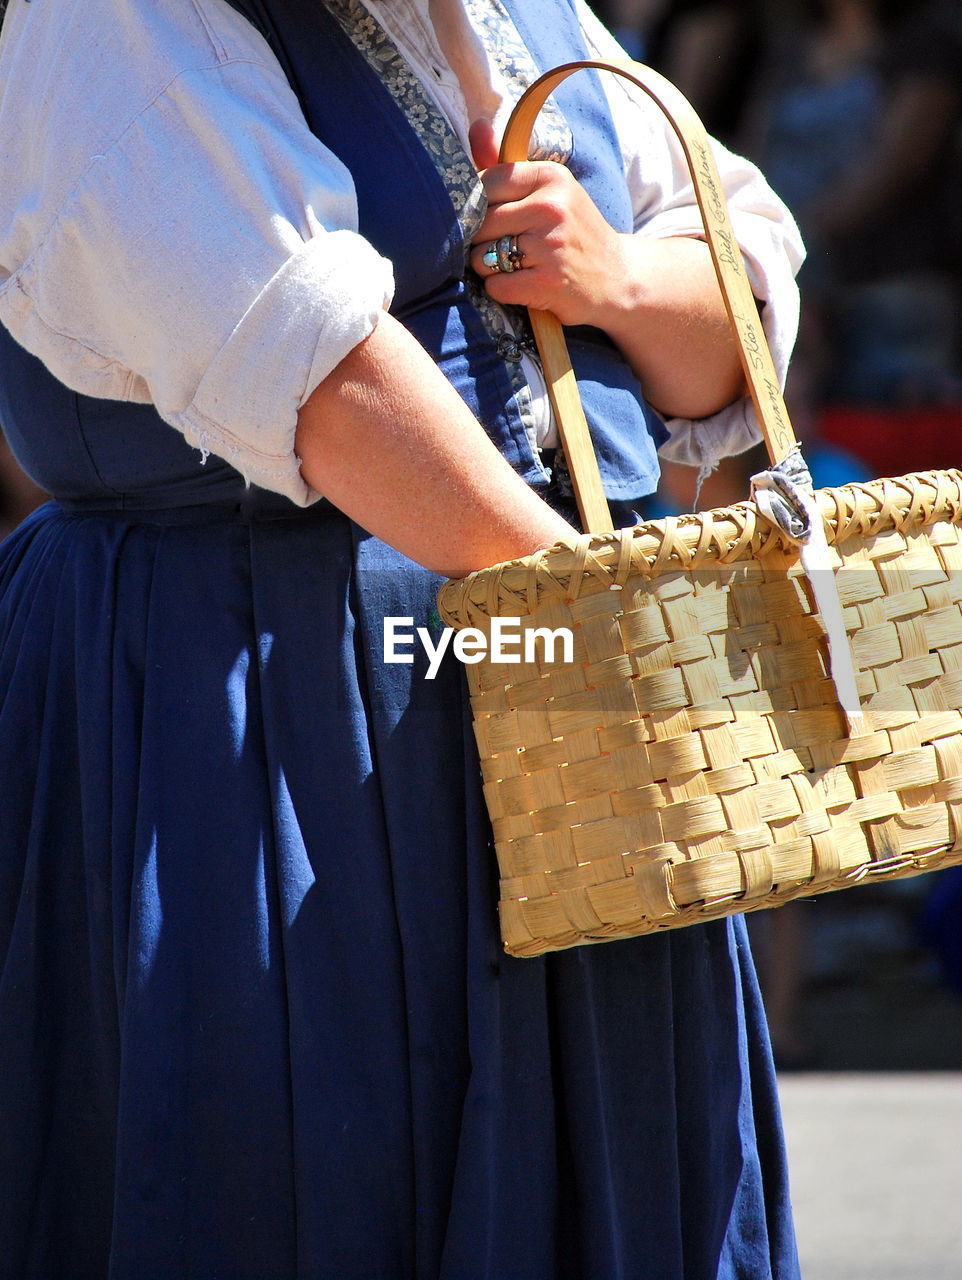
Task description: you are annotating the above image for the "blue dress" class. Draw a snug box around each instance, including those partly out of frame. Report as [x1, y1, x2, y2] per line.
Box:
[0, 1, 800, 1275]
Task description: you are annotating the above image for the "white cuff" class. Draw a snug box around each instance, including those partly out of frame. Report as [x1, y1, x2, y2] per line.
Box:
[170, 230, 394, 505]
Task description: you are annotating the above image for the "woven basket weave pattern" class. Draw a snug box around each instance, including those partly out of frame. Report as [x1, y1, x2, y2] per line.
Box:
[439, 472, 962, 956]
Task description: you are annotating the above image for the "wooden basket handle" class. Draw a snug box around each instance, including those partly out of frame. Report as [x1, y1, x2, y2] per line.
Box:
[500, 59, 799, 534]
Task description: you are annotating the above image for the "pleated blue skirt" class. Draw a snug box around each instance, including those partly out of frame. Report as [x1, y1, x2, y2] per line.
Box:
[0, 498, 799, 1279]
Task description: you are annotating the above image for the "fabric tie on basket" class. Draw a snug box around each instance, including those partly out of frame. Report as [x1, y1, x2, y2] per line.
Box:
[751, 447, 868, 737]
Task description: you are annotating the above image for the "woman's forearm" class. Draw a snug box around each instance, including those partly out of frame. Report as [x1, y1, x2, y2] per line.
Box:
[592, 233, 744, 421]
[294, 312, 575, 577]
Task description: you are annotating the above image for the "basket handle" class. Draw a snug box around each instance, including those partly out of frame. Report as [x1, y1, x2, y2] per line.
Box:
[500, 59, 800, 534]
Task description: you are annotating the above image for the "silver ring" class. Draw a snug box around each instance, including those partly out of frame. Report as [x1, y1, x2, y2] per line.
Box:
[496, 234, 524, 273]
[483, 235, 525, 274]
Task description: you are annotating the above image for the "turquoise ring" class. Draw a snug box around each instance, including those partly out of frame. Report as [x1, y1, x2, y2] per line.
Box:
[482, 235, 525, 273]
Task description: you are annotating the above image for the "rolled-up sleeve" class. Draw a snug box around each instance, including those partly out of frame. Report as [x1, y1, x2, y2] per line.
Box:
[0, 57, 394, 505]
[625, 132, 804, 470]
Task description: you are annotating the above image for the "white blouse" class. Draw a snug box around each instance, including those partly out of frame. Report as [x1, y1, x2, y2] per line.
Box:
[0, 0, 803, 506]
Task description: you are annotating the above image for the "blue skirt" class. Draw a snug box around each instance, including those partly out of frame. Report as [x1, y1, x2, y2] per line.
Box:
[0, 499, 799, 1279]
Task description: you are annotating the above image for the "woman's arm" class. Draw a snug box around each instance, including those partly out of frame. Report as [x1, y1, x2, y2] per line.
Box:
[470, 1, 803, 465]
[295, 311, 575, 577]
[593, 233, 746, 419]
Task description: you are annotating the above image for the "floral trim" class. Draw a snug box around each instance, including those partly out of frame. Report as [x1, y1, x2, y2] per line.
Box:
[463, 0, 572, 163]
[321, 0, 558, 478]
[322, 0, 485, 242]
[467, 276, 546, 472]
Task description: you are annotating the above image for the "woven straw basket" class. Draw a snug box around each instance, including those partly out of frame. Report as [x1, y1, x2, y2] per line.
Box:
[437, 60, 962, 958]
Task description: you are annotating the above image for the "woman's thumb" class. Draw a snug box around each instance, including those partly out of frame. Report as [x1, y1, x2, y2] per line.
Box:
[469, 118, 501, 171]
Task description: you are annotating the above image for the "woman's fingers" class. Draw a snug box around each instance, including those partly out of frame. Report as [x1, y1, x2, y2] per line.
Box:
[477, 158, 562, 204]
[470, 233, 529, 279]
[469, 159, 626, 326]
[469, 163, 568, 283]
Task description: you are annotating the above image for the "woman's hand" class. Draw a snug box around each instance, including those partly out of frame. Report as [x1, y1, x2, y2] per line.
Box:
[468, 120, 632, 329]
[468, 118, 745, 421]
